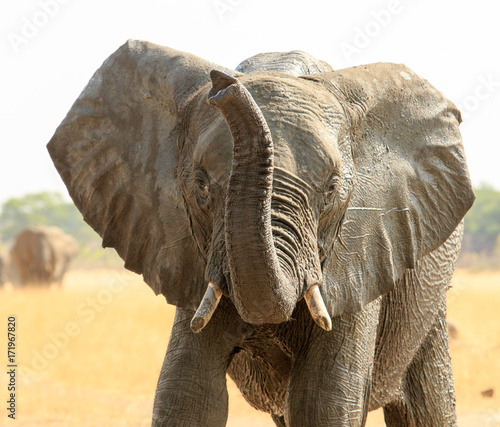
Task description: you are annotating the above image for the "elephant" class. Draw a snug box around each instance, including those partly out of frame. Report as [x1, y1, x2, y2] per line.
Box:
[10, 226, 78, 287]
[47, 40, 475, 426]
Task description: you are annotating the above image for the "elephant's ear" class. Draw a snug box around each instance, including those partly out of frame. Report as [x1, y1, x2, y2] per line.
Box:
[313, 63, 475, 316]
[47, 40, 233, 309]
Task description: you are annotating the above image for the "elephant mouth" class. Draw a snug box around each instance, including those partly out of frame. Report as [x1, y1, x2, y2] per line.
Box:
[190, 280, 332, 334]
[190, 71, 331, 333]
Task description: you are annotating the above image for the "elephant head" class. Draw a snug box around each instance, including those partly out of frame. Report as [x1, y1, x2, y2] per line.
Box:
[47, 40, 474, 332]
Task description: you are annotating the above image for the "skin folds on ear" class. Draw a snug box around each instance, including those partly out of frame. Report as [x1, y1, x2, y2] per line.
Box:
[307, 64, 475, 316]
[47, 42, 474, 323]
[47, 40, 234, 309]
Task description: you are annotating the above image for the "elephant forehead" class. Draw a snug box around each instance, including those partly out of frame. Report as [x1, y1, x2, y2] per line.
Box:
[269, 116, 341, 185]
[194, 75, 343, 187]
[194, 115, 339, 188]
[244, 75, 344, 183]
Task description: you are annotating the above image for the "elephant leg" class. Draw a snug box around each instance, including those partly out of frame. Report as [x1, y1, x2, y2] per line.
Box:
[284, 299, 381, 427]
[383, 310, 457, 426]
[152, 299, 242, 427]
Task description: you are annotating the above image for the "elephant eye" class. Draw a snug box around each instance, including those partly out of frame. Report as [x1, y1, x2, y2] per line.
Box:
[194, 169, 210, 199]
[324, 176, 339, 205]
[196, 179, 209, 196]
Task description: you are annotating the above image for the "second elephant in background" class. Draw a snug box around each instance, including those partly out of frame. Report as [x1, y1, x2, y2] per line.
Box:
[10, 226, 77, 287]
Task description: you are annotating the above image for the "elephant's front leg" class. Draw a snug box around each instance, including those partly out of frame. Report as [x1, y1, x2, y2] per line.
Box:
[152, 299, 242, 427]
[285, 299, 381, 427]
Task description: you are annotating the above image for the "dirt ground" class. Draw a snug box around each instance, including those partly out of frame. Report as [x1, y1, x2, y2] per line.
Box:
[1, 269, 499, 426]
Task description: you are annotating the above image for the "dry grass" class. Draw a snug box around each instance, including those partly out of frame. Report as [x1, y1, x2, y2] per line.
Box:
[0, 268, 498, 426]
[447, 270, 500, 425]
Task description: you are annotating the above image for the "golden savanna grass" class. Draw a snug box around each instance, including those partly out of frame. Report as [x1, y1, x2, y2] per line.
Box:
[0, 269, 499, 426]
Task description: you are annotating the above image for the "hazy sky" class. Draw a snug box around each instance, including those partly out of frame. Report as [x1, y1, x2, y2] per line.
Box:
[1, 0, 499, 205]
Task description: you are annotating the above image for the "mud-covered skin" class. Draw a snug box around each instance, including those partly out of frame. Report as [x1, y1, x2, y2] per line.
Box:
[372, 224, 463, 416]
[153, 225, 461, 426]
[47, 41, 475, 426]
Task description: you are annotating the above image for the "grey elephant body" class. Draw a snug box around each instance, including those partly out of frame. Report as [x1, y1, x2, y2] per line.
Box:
[10, 226, 77, 286]
[47, 41, 474, 426]
[154, 224, 461, 426]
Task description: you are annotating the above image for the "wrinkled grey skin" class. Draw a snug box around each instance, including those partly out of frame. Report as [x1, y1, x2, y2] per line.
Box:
[47, 40, 474, 426]
[10, 226, 78, 287]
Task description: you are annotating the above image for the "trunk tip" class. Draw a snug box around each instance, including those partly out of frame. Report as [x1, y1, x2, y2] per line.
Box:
[208, 70, 239, 102]
[210, 69, 238, 87]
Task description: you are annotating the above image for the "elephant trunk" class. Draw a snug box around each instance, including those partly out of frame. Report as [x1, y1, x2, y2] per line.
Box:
[207, 70, 297, 324]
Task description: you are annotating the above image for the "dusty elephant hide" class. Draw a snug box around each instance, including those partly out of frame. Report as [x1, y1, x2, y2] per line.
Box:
[47, 40, 474, 426]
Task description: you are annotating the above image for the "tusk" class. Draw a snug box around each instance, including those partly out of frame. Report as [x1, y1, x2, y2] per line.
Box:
[190, 282, 223, 333]
[304, 284, 332, 331]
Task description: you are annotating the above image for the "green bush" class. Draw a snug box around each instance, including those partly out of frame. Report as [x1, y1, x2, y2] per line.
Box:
[463, 185, 500, 255]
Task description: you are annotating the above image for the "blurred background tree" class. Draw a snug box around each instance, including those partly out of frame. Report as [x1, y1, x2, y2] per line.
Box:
[462, 186, 500, 251]
[0, 192, 89, 242]
[0, 192, 121, 267]
[459, 185, 500, 268]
